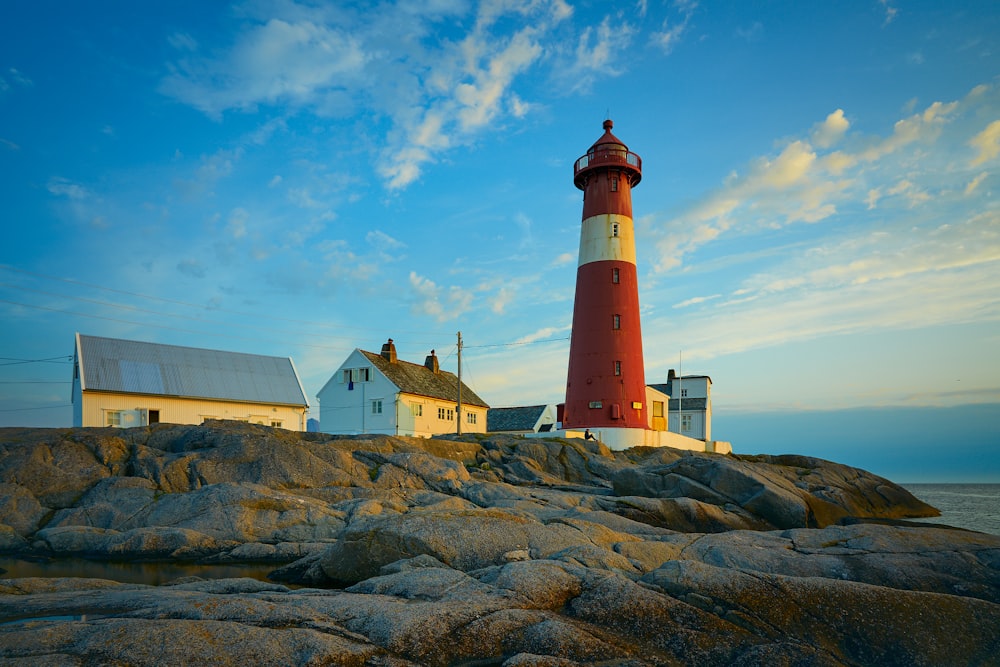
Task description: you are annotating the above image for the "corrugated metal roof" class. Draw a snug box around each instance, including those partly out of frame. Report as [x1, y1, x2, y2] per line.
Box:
[360, 349, 489, 408]
[76, 334, 308, 406]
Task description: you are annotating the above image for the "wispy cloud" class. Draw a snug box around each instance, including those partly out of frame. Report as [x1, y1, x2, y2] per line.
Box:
[640, 82, 1000, 372]
[649, 84, 996, 273]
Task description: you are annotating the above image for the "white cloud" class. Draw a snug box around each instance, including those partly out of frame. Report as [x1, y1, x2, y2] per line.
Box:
[965, 172, 989, 195]
[551, 252, 575, 267]
[47, 177, 90, 200]
[161, 19, 369, 118]
[648, 84, 996, 273]
[227, 208, 248, 239]
[969, 119, 1000, 166]
[563, 16, 636, 93]
[366, 230, 405, 249]
[673, 294, 721, 309]
[811, 109, 849, 148]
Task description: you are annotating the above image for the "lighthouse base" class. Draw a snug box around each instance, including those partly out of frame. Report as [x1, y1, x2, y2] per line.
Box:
[528, 428, 732, 454]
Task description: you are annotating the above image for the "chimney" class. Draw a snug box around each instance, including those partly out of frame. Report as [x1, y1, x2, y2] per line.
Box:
[424, 349, 439, 374]
[667, 368, 677, 381]
[381, 338, 398, 363]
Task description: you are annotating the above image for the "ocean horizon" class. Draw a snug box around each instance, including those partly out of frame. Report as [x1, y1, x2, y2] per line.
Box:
[901, 483, 1000, 536]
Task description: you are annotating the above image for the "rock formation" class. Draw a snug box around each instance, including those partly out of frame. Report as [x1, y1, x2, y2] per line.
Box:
[0, 421, 997, 665]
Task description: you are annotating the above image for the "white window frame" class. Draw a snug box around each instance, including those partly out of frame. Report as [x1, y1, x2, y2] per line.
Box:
[466, 412, 476, 424]
[681, 414, 692, 432]
[410, 403, 423, 417]
[371, 399, 383, 415]
[106, 410, 122, 427]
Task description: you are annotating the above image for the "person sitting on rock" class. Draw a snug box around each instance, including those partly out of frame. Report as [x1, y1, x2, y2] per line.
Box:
[584, 428, 596, 441]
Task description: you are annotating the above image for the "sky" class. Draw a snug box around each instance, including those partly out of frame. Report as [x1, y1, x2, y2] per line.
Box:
[1, 1, 998, 480]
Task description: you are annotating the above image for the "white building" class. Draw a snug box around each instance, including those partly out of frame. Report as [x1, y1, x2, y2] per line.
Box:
[72, 333, 309, 430]
[648, 369, 712, 441]
[318, 339, 489, 437]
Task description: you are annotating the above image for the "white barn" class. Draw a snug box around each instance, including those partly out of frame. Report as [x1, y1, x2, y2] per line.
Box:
[72, 333, 309, 430]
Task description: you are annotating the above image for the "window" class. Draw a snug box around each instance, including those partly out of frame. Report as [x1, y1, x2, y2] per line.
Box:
[106, 410, 122, 427]
[588, 401, 603, 409]
[614, 360, 622, 376]
[148, 410, 160, 424]
[411, 404, 423, 417]
[613, 314, 621, 329]
[270, 420, 282, 428]
[611, 222, 620, 237]
[371, 399, 383, 415]
[681, 389, 688, 398]
[343, 367, 371, 383]
[612, 268, 619, 284]
[467, 412, 477, 424]
[438, 407, 454, 420]
[681, 414, 692, 432]
[610, 174, 618, 192]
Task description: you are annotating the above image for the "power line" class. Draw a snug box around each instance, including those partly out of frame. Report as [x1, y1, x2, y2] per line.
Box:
[465, 337, 569, 349]
[0, 355, 73, 366]
[0, 380, 71, 384]
[0, 404, 72, 412]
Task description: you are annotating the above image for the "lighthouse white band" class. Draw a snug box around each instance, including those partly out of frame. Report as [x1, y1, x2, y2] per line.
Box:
[577, 213, 636, 266]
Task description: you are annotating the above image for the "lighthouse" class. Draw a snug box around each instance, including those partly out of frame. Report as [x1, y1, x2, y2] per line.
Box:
[564, 119, 649, 448]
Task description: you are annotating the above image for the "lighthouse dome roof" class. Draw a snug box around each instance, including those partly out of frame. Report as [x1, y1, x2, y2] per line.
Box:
[588, 119, 628, 154]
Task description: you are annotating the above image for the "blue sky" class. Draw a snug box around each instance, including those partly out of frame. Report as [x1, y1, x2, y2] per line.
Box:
[1, 1, 998, 478]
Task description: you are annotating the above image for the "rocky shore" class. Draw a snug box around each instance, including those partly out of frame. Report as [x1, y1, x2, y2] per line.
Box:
[1, 421, 998, 665]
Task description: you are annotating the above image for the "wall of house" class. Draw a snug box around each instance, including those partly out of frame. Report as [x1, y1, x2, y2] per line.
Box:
[395, 393, 488, 438]
[668, 410, 707, 440]
[645, 387, 669, 431]
[317, 350, 398, 435]
[77, 392, 307, 430]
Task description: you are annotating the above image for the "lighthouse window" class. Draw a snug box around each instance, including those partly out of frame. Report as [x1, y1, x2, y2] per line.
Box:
[614, 361, 622, 376]
[611, 222, 620, 237]
[610, 175, 618, 192]
[612, 268, 620, 284]
[613, 314, 621, 329]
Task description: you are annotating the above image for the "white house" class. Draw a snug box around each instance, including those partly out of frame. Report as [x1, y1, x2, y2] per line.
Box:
[72, 333, 309, 430]
[648, 369, 712, 441]
[318, 339, 489, 437]
[487, 404, 559, 434]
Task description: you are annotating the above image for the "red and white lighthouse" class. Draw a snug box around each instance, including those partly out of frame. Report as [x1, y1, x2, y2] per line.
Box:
[564, 119, 649, 446]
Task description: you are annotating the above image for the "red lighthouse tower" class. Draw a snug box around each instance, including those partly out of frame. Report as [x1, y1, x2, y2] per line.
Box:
[564, 120, 648, 446]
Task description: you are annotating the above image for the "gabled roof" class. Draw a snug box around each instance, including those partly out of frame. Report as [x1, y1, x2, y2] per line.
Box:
[487, 405, 548, 432]
[359, 349, 489, 408]
[75, 333, 308, 407]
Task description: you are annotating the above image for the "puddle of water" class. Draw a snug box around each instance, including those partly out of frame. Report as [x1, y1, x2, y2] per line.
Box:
[0, 558, 284, 587]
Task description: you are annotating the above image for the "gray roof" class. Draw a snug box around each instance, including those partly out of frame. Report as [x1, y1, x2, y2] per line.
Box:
[487, 405, 548, 432]
[76, 334, 308, 406]
[648, 383, 708, 412]
[360, 350, 489, 408]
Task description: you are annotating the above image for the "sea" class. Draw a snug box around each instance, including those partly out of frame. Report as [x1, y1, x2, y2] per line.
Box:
[901, 483, 1000, 536]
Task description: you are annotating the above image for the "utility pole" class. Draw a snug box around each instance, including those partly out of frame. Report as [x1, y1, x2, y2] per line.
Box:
[456, 331, 463, 435]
